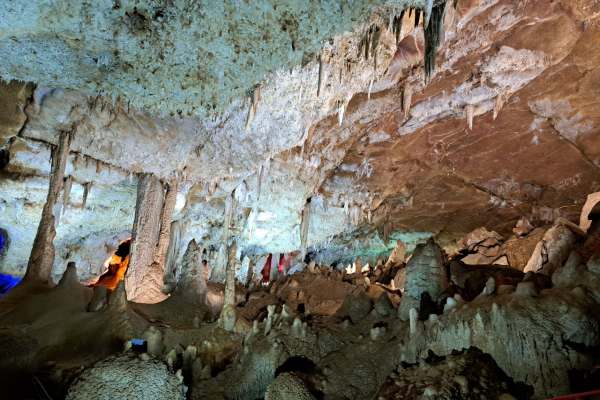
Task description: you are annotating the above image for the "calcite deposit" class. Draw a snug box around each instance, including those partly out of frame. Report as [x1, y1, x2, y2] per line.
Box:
[1, 0, 599, 399]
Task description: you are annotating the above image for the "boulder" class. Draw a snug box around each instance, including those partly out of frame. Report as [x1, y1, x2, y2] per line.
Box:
[66, 353, 184, 400]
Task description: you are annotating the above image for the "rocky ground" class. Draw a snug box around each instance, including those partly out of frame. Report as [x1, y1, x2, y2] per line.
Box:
[0, 212, 599, 400]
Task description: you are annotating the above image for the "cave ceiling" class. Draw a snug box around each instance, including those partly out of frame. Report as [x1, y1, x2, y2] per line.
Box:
[0, 0, 599, 278]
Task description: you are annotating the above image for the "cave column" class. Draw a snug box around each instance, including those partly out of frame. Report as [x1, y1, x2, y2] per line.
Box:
[125, 173, 172, 303]
[24, 130, 72, 285]
[220, 190, 238, 331]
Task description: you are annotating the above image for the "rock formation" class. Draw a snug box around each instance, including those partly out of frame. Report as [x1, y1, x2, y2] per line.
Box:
[24, 130, 71, 285]
[399, 238, 448, 320]
[126, 174, 170, 303]
[0, 1, 599, 399]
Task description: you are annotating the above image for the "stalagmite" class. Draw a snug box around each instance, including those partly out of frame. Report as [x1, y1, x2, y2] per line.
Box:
[402, 83, 413, 119]
[24, 130, 72, 285]
[398, 239, 448, 320]
[212, 244, 228, 283]
[177, 239, 207, 302]
[465, 104, 474, 130]
[220, 190, 238, 332]
[268, 253, 279, 282]
[62, 175, 73, 215]
[125, 173, 168, 303]
[409, 307, 418, 335]
[239, 255, 251, 286]
[300, 198, 311, 258]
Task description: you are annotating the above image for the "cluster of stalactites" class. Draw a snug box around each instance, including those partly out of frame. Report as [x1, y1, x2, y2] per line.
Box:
[358, 24, 382, 62]
[388, 1, 449, 82]
[424, 1, 447, 82]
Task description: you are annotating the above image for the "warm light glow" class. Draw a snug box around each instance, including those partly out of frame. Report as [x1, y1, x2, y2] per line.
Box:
[89, 239, 131, 290]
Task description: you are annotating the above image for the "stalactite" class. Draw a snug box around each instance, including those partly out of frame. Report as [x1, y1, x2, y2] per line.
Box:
[364, 27, 371, 60]
[424, 1, 447, 82]
[424, 0, 434, 28]
[466, 104, 475, 130]
[370, 25, 381, 58]
[317, 53, 324, 97]
[82, 182, 92, 209]
[245, 86, 261, 131]
[223, 189, 236, 242]
[25, 130, 72, 285]
[62, 175, 73, 216]
[403, 83, 413, 119]
[337, 100, 346, 126]
[300, 198, 311, 258]
[493, 93, 504, 120]
[95, 159, 101, 174]
[393, 11, 405, 44]
[368, 78, 374, 100]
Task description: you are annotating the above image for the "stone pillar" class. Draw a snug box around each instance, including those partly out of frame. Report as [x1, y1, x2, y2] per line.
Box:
[24, 130, 71, 285]
[125, 173, 167, 303]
